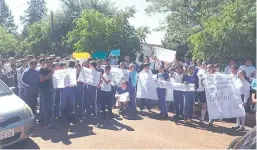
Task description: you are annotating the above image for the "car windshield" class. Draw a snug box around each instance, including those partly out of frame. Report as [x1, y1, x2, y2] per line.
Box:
[0, 80, 13, 96]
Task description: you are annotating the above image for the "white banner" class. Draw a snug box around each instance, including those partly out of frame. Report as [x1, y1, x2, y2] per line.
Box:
[52, 68, 77, 89]
[153, 47, 176, 63]
[110, 68, 129, 86]
[78, 67, 101, 87]
[205, 74, 246, 120]
[155, 79, 196, 92]
[136, 71, 158, 100]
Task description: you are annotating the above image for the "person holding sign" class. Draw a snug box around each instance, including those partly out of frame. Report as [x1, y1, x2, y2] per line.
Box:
[116, 80, 129, 114]
[156, 65, 169, 119]
[75, 64, 84, 119]
[233, 70, 250, 131]
[84, 61, 99, 118]
[59, 61, 76, 121]
[182, 65, 199, 124]
[171, 65, 185, 122]
[100, 65, 113, 120]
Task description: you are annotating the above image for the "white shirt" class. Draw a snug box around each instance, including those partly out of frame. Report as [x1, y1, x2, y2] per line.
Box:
[224, 65, 231, 74]
[172, 72, 183, 83]
[239, 65, 255, 78]
[235, 78, 250, 103]
[4, 63, 11, 72]
[17, 66, 27, 88]
[101, 73, 113, 91]
[197, 69, 207, 92]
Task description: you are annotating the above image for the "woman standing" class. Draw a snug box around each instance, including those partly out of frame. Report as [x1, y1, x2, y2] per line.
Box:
[128, 64, 138, 108]
[233, 70, 250, 131]
[156, 65, 169, 119]
[182, 65, 199, 124]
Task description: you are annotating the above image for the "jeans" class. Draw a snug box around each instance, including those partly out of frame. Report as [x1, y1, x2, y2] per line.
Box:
[111, 86, 118, 107]
[157, 88, 168, 115]
[173, 90, 184, 117]
[183, 91, 196, 119]
[40, 88, 54, 126]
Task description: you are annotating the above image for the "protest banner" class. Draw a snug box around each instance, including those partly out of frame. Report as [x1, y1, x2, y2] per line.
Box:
[136, 72, 158, 100]
[153, 47, 176, 63]
[204, 74, 246, 120]
[52, 68, 77, 89]
[110, 67, 129, 86]
[78, 67, 101, 87]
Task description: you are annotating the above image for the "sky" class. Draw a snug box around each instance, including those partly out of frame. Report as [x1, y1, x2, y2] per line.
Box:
[6, 0, 165, 45]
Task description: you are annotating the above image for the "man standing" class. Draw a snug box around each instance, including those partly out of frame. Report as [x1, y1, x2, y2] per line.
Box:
[17, 59, 28, 100]
[21, 60, 39, 115]
[39, 57, 55, 129]
[240, 58, 256, 79]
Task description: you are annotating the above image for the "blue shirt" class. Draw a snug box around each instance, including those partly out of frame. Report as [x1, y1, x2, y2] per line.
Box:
[21, 68, 39, 88]
[182, 74, 199, 89]
[157, 72, 169, 81]
[116, 87, 129, 94]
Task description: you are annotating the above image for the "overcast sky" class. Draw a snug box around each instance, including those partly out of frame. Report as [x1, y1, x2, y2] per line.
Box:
[6, 0, 165, 45]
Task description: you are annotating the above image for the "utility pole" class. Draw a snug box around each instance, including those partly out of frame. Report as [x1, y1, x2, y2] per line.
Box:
[50, 11, 54, 54]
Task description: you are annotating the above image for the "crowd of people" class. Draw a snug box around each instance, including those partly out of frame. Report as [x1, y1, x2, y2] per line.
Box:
[0, 53, 256, 131]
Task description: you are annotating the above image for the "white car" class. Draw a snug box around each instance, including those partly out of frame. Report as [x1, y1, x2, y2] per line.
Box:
[0, 80, 35, 148]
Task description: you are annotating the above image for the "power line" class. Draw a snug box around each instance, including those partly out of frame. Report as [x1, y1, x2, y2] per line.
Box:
[10, 2, 27, 10]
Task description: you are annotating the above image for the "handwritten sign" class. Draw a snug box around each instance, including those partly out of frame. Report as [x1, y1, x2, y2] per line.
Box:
[78, 67, 101, 87]
[204, 74, 245, 120]
[52, 68, 77, 89]
[153, 47, 176, 63]
[136, 71, 158, 100]
[110, 68, 129, 86]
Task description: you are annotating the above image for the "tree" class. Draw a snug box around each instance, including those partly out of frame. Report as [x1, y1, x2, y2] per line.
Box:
[66, 8, 144, 60]
[136, 26, 151, 43]
[0, 0, 17, 34]
[145, 0, 230, 55]
[20, 0, 47, 32]
[0, 26, 18, 57]
[188, 0, 256, 64]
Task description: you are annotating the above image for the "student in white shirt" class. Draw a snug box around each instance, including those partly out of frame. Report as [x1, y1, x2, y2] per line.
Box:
[230, 65, 239, 80]
[239, 58, 255, 79]
[171, 65, 185, 122]
[100, 65, 113, 120]
[233, 70, 250, 131]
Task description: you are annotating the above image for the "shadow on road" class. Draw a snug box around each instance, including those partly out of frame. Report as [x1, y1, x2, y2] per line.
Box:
[5, 138, 39, 149]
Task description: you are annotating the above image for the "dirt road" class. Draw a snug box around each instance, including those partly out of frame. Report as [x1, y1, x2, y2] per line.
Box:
[9, 109, 252, 149]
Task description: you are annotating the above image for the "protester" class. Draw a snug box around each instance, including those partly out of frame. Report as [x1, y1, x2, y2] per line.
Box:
[39, 57, 55, 129]
[156, 65, 169, 119]
[84, 61, 99, 118]
[239, 58, 255, 79]
[182, 65, 199, 124]
[138, 63, 152, 112]
[17, 59, 28, 100]
[233, 70, 251, 131]
[110, 56, 119, 65]
[230, 65, 239, 79]
[100, 65, 113, 120]
[21, 60, 39, 115]
[150, 56, 160, 74]
[128, 63, 138, 108]
[75, 64, 84, 119]
[59, 61, 76, 121]
[172, 65, 184, 122]
[224, 59, 237, 74]
[115, 80, 129, 114]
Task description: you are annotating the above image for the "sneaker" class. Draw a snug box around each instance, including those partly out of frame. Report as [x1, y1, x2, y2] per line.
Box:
[237, 126, 245, 131]
[208, 122, 213, 127]
[232, 126, 240, 130]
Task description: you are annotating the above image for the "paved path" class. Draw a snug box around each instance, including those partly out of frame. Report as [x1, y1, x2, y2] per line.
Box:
[8, 109, 253, 149]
